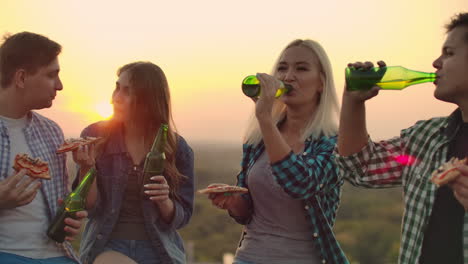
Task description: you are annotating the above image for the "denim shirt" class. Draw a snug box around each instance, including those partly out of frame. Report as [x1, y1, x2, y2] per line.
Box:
[74, 121, 194, 264]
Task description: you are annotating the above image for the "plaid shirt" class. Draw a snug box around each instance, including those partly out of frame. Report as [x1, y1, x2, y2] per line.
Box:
[335, 109, 468, 264]
[0, 112, 79, 263]
[235, 135, 348, 264]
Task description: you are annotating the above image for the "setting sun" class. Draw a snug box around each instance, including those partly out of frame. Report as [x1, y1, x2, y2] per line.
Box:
[4, 0, 463, 143]
[95, 102, 113, 120]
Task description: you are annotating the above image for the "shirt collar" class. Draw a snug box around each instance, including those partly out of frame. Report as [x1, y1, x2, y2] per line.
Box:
[442, 108, 463, 138]
[0, 111, 34, 136]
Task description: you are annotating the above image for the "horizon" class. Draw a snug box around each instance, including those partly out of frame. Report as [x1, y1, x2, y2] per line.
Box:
[1, 0, 465, 144]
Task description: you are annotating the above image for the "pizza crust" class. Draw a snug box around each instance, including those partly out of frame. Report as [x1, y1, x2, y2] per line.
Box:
[430, 157, 467, 186]
[56, 136, 102, 154]
[13, 153, 51, 180]
[198, 183, 248, 194]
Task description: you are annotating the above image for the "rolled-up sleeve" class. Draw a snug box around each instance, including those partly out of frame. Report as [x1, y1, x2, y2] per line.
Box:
[335, 136, 407, 188]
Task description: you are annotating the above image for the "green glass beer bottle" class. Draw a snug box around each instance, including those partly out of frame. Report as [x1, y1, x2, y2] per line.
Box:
[345, 66, 436, 91]
[141, 124, 168, 197]
[47, 167, 96, 243]
[242, 75, 292, 98]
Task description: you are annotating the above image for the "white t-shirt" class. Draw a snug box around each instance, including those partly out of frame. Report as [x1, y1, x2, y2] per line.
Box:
[0, 115, 63, 258]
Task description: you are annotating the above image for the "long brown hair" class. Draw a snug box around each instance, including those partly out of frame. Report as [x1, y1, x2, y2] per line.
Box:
[115, 61, 184, 199]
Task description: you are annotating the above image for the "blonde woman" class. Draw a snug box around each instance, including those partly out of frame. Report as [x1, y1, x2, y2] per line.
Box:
[209, 39, 348, 264]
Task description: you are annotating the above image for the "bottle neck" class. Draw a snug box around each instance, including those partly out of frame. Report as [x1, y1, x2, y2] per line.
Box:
[74, 167, 96, 195]
[150, 124, 168, 153]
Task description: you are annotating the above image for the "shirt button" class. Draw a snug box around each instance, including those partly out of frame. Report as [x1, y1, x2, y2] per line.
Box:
[304, 205, 310, 210]
[313, 233, 318, 238]
[302, 152, 307, 156]
[319, 184, 324, 189]
[97, 234, 103, 240]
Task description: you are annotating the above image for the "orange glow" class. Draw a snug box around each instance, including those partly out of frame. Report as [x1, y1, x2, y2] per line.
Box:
[2, 0, 463, 143]
[95, 102, 113, 120]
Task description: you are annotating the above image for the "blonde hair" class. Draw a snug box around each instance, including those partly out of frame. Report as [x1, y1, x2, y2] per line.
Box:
[244, 39, 339, 145]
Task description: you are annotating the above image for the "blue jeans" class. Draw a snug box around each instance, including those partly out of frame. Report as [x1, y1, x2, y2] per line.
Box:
[233, 258, 256, 264]
[0, 252, 77, 264]
[101, 239, 160, 264]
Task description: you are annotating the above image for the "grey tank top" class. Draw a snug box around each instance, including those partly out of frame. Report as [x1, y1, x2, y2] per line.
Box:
[235, 152, 321, 264]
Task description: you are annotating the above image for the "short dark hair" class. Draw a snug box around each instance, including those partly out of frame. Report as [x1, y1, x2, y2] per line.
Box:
[446, 13, 468, 43]
[0, 32, 62, 87]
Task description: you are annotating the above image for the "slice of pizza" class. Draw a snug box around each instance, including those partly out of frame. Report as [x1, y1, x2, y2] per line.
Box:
[430, 157, 467, 186]
[56, 136, 102, 154]
[197, 183, 248, 194]
[13, 153, 51, 180]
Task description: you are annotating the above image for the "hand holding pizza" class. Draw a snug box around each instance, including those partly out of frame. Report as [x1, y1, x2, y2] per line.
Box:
[450, 164, 468, 211]
[201, 183, 248, 210]
[72, 143, 97, 170]
[57, 137, 102, 154]
[209, 192, 243, 210]
[0, 169, 42, 209]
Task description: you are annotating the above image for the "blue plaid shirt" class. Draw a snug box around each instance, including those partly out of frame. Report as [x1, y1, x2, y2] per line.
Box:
[0, 112, 79, 262]
[234, 135, 348, 264]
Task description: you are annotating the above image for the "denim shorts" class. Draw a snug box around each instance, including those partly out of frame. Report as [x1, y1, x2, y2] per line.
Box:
[233, 258, 256, 264]
[101, 239, 160, 264]
[0, 251, 77, 264]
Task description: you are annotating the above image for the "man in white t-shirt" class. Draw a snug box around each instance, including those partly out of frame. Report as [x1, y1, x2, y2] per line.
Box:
[0, 32, 87, 264]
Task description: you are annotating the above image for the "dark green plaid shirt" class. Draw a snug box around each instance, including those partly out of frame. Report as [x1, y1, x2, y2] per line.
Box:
[234, 135, 349, 264]
[335, 109, 468, 264]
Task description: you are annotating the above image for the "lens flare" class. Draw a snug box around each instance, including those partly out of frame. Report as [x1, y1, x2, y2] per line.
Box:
[394, 155, 417, 166]
[95, 102, 113, 119]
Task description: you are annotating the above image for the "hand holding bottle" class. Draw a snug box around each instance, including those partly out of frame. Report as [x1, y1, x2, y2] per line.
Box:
[57, 198, 88, 242]
[47, 168, 96, 243]
[344, 61, 386, 103]
[144, 175, 175, 223]
[345, 60, 435, 92]
[144, 175, 170, 203]
[254, 73, 281, 122]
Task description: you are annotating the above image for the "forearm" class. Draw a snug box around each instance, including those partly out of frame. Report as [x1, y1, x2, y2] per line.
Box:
[258, 118, 291, 163]
[157, 199, 175, 224]
[228, 195, 251, 220]
[338, 94, 369, 156]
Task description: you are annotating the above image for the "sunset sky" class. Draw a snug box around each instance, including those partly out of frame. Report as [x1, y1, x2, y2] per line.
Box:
[1, 0, 466, 144]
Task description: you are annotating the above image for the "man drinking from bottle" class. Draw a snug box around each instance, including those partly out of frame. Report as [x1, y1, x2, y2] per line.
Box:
[336, 13, 468, 264]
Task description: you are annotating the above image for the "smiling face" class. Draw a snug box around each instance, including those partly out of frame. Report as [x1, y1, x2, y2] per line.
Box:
[433, 26, 468, 106]
[274, 45, 324, 107]
[23, 58, 63, 110]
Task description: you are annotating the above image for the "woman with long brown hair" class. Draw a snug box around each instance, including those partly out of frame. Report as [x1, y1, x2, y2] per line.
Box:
[72, 62, 194, 264]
